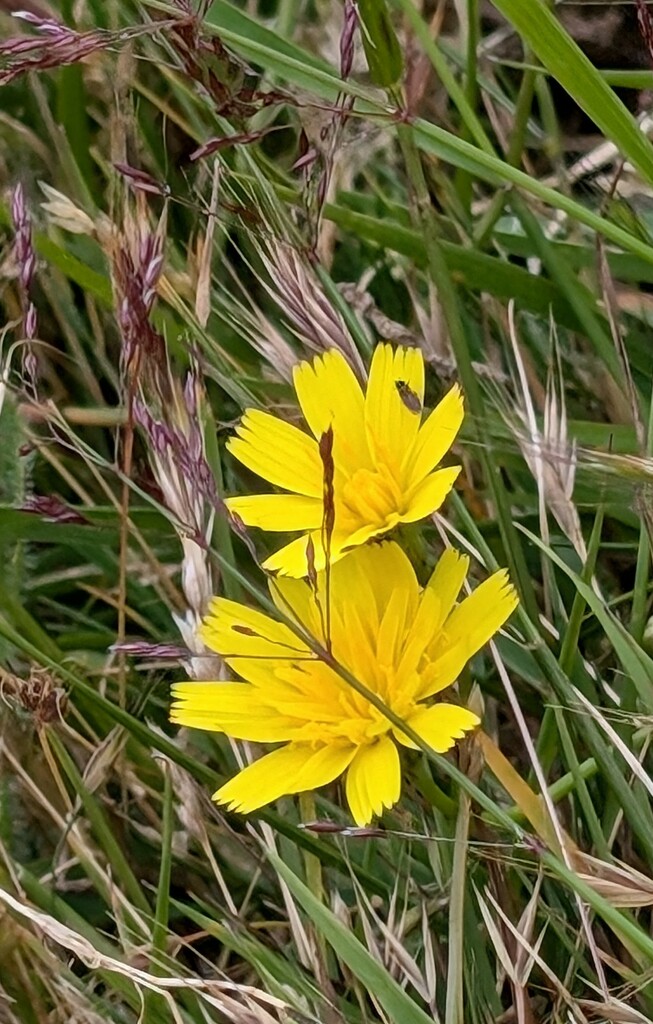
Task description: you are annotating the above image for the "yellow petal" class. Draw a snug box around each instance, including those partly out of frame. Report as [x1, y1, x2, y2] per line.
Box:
[269, 575, 317, 630]
[422, 570, 518, 696]
[262, 527, 368, 578]
[365, 344, 425, 476]
[200, 597, 308, 662]
[397, 547, 469, 690]
[316, 542, 420, 668]
[227, 409, 323, 497]
[266, 543, 419, 664]
[263, 532, 320, 578]
[395, 703, 479, 751]
[376, 584, 412, 672]
[226, 493, 323, 532]
[396, 586, 440, 682]
[424, 547, 470, 632]
[293, 349, 371, 471]
[171, 681, 252, 715]
[171, 681, 300, 740]
[403, 385, 464, 484]
[334, 521, 391, 555]
[333, 540, 418, 627]
[215, 743, 355, 813]
[345, 736, 401, 826]
[294, 742, 358, 788]
[400, 466, 461, 524]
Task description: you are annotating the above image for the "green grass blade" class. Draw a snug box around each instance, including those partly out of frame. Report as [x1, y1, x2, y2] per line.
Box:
[267, 849, 436, 1024]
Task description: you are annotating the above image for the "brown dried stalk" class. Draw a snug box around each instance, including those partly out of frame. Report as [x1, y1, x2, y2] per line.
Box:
[257, 239, 365, 376]
[10, 183, 38, 389]
[0, 12, 181, 85]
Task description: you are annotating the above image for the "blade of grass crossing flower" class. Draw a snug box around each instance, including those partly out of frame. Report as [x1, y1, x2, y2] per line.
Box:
[195, 539, 528, 837]
[267, 849, 436, 1024]
[0, 617, 389, 895]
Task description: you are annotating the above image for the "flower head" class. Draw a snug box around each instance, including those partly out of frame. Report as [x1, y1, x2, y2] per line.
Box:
[225, 344, 463, 577]
[171, 542, 517, 825]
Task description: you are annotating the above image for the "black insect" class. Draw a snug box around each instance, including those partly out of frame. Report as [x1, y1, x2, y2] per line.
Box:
[395, 379, 421, 414]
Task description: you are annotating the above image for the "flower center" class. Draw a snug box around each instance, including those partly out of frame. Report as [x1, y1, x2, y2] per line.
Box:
[341, 464, 405, 528]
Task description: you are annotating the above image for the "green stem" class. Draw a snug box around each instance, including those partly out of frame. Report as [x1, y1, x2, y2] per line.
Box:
[631, 386, 653, 642]
[47, 730, 151, 920]
[444, 792, 470, 1024]
[152, 765, 173, 965]
[395, 116, 539, 622]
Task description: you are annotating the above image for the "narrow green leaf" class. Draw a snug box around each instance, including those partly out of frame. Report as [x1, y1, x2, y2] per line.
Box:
[0, 616, 389, 896]
[519, 525, 653, 711]
[489, 0, 653, 186]
[199, 18, 653, 264]
[358, 0, 403, 88]
[267, 849, 435, 1024]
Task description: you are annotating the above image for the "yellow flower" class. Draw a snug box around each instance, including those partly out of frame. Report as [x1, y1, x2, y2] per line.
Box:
[171, 542, 517, 826]
[225, 344, 463, 577]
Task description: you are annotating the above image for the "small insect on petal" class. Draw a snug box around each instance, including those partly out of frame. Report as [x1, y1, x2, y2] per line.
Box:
[225, 345, 463, 576]
[395, 379, 422, 414]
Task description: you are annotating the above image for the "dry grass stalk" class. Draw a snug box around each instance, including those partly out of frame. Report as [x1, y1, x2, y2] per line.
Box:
[133, 369, 224, 681]
[476, 883, 588, 1024]
[0, 886, 288, 1021]
[578, 999, 652, 1024]
[9, 183, 38, 391]
[571, 851, 653, 908]
[0, 11, 181, 85]
[506, 303, 586, 562]
[257, 239, 365, 376]
[194, 160, 220, 328]
[475, 876, 544, 1024]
